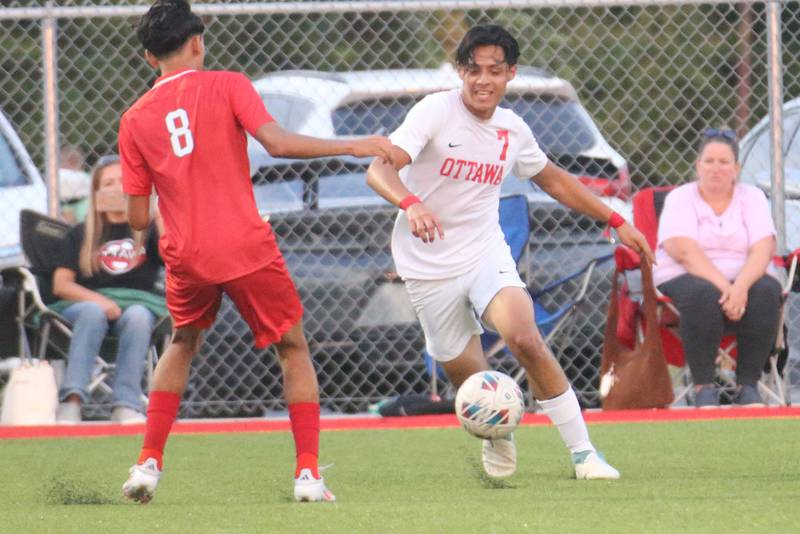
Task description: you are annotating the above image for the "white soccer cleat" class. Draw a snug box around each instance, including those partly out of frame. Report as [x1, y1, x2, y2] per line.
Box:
[481, 433, 517, 478]
[572, 450, 620, 480]
[122, 457, 161, 504]
[293, 468, 336, 502]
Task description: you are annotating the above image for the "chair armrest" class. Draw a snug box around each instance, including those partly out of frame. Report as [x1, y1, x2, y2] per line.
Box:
[1, 266, 28, 288]
[1, 266, 52, 314]
[783, 248, 800, 293]
[38, 308, 72, 328]
[614, 245, 641, 272]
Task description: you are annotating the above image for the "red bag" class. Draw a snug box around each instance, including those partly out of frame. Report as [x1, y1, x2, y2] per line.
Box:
[600, 259, 674, 410]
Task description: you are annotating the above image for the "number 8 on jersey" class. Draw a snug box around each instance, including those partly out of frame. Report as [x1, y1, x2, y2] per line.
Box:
[165, 108, 194, 157]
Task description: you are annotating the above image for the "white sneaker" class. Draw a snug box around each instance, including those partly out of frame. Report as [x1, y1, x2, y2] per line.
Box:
[56, 401, 82, 425]
[111, 407, 146, 425]
[572, 450, 620, 480]
[293, 468, 336, 502]
[481, 433, 517, 478]
[122, 457, 161, 504]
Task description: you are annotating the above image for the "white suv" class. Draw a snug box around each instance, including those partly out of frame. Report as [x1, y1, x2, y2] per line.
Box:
[738, 96, 800, 251]
[248, 64, 630, 203]
[0, 108, 46, 267]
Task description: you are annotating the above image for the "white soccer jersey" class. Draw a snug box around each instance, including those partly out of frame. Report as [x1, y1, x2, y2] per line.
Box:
[389, 89, 548, 280]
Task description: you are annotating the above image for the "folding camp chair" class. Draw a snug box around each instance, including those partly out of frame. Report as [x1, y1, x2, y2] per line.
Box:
[614, 186, 797, 406]
[0, 209, 169, 407]
[426, 194, 614, 403]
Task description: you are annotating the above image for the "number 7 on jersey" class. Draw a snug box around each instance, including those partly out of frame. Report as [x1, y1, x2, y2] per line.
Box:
[496, 129, 509, 161]
[165, 108, 195, 157]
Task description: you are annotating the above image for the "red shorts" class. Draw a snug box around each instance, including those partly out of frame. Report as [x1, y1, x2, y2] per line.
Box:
[165, 256, 303, 348]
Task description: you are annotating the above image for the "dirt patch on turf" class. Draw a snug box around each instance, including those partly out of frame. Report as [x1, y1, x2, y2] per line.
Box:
[44, 476, 118, 505]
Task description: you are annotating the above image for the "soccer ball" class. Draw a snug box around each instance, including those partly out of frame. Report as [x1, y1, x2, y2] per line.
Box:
[455, 370, 524, 439]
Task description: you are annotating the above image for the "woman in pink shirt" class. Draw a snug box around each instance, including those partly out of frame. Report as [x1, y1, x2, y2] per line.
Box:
[654, 128, 781, 408]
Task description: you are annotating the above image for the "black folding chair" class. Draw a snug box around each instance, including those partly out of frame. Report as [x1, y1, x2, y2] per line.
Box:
[1, 209, 169, 405]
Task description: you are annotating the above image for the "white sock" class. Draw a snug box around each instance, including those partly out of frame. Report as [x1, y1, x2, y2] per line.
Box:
[538, 388, 595, 454]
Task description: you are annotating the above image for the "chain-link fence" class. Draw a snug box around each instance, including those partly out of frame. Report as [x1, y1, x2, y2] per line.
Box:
[1, 0, 799, 416]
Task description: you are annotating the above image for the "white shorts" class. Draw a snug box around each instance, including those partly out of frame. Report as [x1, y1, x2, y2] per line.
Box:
[404, 241, 526, 362]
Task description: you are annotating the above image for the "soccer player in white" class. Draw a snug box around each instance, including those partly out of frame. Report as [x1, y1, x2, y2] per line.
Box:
[367, 24, 654, 480]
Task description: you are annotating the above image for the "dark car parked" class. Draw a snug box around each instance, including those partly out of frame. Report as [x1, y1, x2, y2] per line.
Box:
[182, 67, 628, 416]
[181, 156, 616, 417]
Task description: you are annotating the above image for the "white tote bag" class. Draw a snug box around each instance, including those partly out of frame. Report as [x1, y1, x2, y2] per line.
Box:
[1, 359, 58, 426]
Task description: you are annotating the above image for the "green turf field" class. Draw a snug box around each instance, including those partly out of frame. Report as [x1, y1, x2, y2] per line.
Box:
[0, 419, 797, 533]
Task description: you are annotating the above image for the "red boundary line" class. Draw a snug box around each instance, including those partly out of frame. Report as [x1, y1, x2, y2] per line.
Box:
[1, 406, 798, 440]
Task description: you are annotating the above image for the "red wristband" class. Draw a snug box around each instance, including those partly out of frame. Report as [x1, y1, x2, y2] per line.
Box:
[399, 195, 421, 210]
[608, 211, 625, 229]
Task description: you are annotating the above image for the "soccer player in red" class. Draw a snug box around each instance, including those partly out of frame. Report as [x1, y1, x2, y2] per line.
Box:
[119, 0, 394, 504]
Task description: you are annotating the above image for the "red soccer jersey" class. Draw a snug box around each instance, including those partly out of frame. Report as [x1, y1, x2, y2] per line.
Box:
[119, 69, 278, 284]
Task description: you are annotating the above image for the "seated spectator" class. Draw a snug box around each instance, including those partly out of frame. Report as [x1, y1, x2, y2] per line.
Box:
[654, 128, 781, 408]
[59, 144, 91, 223]
[52, 155, 165, 424]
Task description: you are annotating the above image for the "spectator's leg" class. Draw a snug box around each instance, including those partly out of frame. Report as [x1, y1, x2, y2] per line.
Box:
[111, 304, 156, 412]
[658, 274, 724, 385]
[734, 275, 781, 385]
[59, 301, 110, 403]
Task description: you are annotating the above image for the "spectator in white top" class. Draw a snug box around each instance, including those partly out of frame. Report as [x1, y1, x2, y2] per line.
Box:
[367, 24, 653, 481]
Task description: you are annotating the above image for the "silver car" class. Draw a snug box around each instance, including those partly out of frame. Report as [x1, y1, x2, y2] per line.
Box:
[248, 64, 630, 206]
[0, 107, 46, 267]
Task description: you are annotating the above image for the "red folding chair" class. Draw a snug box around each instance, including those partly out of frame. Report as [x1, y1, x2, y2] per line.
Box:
[613, 186, 797, 406]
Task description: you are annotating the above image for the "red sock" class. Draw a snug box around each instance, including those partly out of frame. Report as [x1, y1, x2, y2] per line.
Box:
[288, 402, 320, 478]
[138, 390, 181, 470]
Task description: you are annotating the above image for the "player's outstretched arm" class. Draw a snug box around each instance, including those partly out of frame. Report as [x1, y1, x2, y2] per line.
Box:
[366, 151, 444, 244]
[531, 162, 654, 264]
[254, 122, 394, 163]
[128, 194, 151, 231]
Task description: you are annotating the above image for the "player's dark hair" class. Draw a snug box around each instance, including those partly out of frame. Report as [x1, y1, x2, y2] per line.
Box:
[455, 24, 520, 67]
[137, 0, 205, 59]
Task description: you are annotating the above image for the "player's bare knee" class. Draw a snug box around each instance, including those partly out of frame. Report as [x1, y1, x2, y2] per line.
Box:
[274, 328, 311, 362]
[276, 341, 310, 361]
[506, 331, 548, 364]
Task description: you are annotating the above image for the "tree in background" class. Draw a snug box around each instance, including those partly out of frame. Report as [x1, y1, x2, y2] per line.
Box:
[1, 3, 798, 188]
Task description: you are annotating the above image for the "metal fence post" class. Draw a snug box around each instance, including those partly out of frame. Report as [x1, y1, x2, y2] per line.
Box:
[766, 0, 785, 253]
[42, 0, 59, 219]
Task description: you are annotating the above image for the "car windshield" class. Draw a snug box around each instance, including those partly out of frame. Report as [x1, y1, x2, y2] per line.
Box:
[503, 94, 595, 154]
[332, 94, 596, 154]
[332, 96, 420, 136]
[254, 164, 542, 214]
[319, 172, 386, 205]
[0, 128, 28, 187]
[261, 94, 315, 133]
[254, 165, 387, 213]
[253, 180, 304, 213]
[740, 108, 800, 196]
